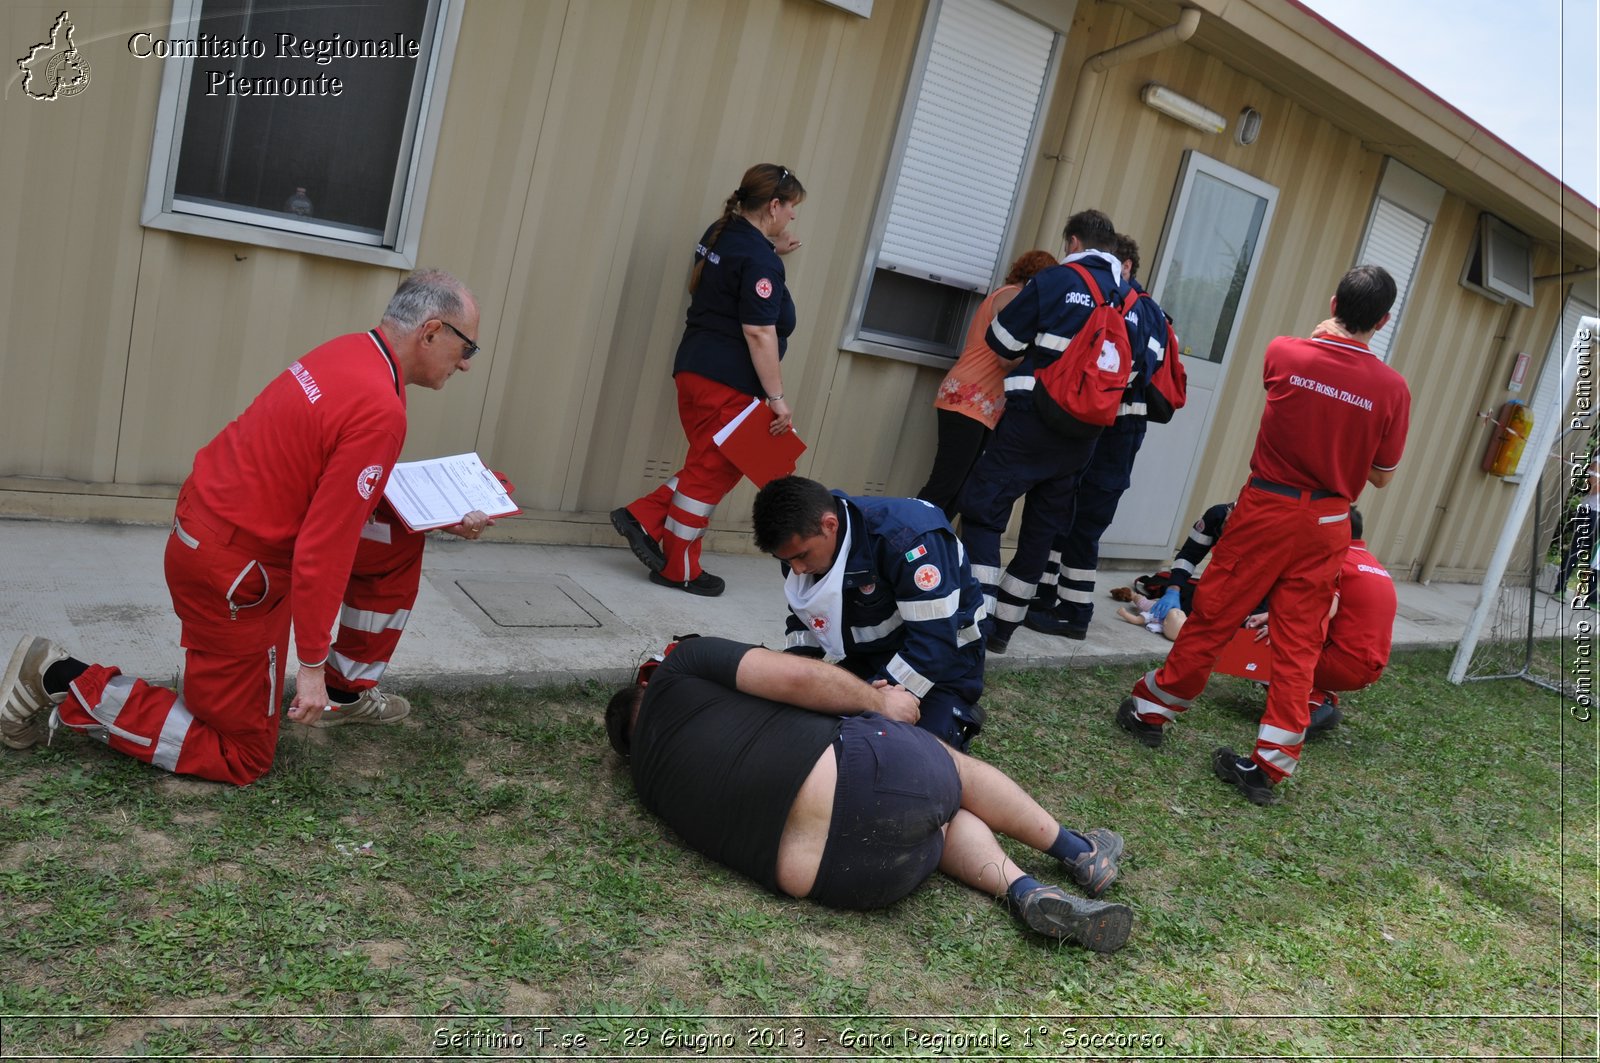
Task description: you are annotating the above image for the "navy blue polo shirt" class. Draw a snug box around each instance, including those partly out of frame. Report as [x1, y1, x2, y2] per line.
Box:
[673, 214, 796, 398]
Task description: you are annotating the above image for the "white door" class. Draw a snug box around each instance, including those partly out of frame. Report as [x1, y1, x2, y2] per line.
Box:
[1101, 152, 1279, 559]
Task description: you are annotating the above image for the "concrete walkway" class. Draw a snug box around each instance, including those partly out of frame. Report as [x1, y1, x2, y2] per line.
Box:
[0, 516, 1496, 690]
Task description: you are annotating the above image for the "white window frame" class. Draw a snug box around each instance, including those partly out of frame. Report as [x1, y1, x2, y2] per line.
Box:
[840, 0, 1065, 369]
[1353, 159, 1444, 363]
[139, 0, 462, 269]
[1460, 212, 1536, 308]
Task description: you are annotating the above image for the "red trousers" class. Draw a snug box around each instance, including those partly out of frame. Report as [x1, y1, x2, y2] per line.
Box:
[1129, 484, 1350, 782]
[626, 372, 750, 581]
[1311, 643, 1384, 704]
[54, 492, 424, 785]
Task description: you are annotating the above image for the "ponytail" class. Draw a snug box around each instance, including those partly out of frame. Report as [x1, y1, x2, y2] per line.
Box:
[687, 163, 806, 295]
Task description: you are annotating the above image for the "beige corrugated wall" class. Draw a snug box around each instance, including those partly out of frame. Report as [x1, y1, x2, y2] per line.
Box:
[0, 0, 1590, 581]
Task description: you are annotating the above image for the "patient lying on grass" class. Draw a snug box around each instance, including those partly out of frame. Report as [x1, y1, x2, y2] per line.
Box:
[606, 635, 1132, 952]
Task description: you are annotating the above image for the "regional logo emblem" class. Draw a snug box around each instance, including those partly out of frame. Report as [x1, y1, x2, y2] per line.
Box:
[17, 12, 91, 101]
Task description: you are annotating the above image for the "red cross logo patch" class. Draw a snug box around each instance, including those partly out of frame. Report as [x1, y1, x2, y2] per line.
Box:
[914, 564, 941, 591]
[755, 278, 773, 299]
[810, 616, 827, 632]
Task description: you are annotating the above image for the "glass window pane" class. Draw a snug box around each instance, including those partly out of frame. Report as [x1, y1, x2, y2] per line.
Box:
[172, 0, 429, 237]
[1157, 173, 1268, 365]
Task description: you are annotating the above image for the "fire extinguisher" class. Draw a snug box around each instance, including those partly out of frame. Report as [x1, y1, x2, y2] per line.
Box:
[1481, 399, 1534, 477]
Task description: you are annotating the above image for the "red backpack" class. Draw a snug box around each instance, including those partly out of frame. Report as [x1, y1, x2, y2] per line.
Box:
[1032, 264, 1132, 438]
[1127, 289, 1187, 424]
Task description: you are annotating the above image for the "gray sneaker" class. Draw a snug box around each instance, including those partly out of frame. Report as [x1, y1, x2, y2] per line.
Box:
[1013, 884, 1134, 953]
[1, 636, 69, 749]
[313, 688, 412, 728]
[1065, 827, 1125, 898]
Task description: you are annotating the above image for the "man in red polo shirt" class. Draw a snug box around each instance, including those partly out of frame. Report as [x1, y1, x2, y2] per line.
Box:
[1115, 266, 1411, 805]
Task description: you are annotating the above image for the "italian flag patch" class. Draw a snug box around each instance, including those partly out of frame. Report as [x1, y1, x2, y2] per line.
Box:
[905, 544, 928, 563]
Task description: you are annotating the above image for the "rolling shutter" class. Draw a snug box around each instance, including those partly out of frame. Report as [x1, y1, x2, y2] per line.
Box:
[875, 0, 1055, 292]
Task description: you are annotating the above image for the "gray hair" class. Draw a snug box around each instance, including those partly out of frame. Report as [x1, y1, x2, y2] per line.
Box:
[381, 269, 470, 333]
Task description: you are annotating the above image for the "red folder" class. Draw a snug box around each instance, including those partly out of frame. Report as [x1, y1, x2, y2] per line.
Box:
[1215, 626, 1273, 681]
[713, 399, 807, 488]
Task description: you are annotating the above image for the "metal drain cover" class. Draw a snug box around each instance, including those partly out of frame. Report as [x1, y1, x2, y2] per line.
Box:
[456, 577, 604, 628]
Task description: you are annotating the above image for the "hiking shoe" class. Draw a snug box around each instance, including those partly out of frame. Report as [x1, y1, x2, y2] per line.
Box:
[1023, 608, 1088, 640]
[1, 636, 69, 750]
[609, 507, 665, 574]
[1065, 827, 1124, 898]
[649, 570, 726, 597]
[1013, 884, 1133, 953]
[1307, 695, 1343, 737]
[1212, 746, 1278, 806]
[313, 687, 412, 728]
[1116, 697, 1164, 749]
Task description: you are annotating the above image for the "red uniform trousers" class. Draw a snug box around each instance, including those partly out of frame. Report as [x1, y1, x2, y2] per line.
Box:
[325, 505, 426, 696]
[53, 494, 424, 786]
[1309, 643, 1384, 707]
[1128, 484, 1350, 782]
[625, 372, 749, 582]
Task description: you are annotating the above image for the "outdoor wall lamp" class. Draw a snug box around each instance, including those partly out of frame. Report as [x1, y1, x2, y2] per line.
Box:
[1140, 83, 1226, 134]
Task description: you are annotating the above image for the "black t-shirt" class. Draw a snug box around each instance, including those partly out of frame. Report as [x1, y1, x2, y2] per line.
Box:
[630, 637, 840, 893]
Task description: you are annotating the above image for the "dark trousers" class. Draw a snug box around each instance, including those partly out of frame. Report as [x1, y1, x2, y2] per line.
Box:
[956, 404, 1097, 634]
[1039, 422, 1146, 625]
[917, 408, 992, 519]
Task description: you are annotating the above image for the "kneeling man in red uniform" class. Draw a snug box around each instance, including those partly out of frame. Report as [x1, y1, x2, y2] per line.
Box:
[1, 270, 493, 785]
[1115, 265, 1411, 805]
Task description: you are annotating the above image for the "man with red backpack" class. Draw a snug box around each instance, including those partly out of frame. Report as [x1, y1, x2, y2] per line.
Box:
[1028, 234, 1183, 639]
[955, 209, 1127, 654]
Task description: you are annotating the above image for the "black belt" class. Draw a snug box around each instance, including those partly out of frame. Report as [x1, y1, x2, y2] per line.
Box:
[1249, 477, 1341, 502]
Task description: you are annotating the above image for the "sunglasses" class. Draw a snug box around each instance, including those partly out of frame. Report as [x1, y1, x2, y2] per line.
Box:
[439, 320, 479, 360]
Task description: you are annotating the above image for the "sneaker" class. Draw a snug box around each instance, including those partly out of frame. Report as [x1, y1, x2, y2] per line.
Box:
[1023, 608, 1088, 640]
[648, 569, 726, 597]
[1013, 884, 1133, 953]
[1212, 746, 1278, 806]
[313, 687, 412, 728]
[1, 636, 69, 750]
[1065, 827, 1124, 898]
[1307, 695, 1343, 737]
[1115, 697, 1164, 749]
[609, 507, 665, 574]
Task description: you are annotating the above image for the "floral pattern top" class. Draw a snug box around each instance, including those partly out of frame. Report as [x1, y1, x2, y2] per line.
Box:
[933, 283, 1021, 430]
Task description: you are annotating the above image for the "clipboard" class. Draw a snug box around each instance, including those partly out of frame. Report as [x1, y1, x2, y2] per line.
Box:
[712, 398, 807, 488]
[382, 452, 520, 532]
[1215, 626, 1272, 681]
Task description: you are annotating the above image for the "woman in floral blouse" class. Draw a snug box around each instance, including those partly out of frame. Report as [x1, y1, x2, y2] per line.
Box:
[916, 249, 1058, 517]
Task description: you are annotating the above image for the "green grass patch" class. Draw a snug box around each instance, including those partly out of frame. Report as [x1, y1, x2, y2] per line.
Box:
[0, 649, 1593, 1058]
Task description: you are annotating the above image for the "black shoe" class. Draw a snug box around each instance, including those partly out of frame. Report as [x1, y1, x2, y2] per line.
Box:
[985, 632, 1009, 654]
[1023, 608, 1088, 640]
[1115, 697, 1163, 749]
[1012, 884, 1133, 953]
[1306, 696, 1343, 737]
[610, 507, 665, 573]
[649, 569, 725, 597]
[1212, 747, 1278, 806]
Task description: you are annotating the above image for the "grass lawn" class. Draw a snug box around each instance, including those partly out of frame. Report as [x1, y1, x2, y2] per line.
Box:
[0, 647, 1594, 1059]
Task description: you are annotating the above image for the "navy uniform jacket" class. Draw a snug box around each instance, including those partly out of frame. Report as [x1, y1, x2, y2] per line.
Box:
[1117, 279, 1172, 424]
[673, 214, 796, 398]
[782, 492, 986, 704]
[986, 249, 1124, 414]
